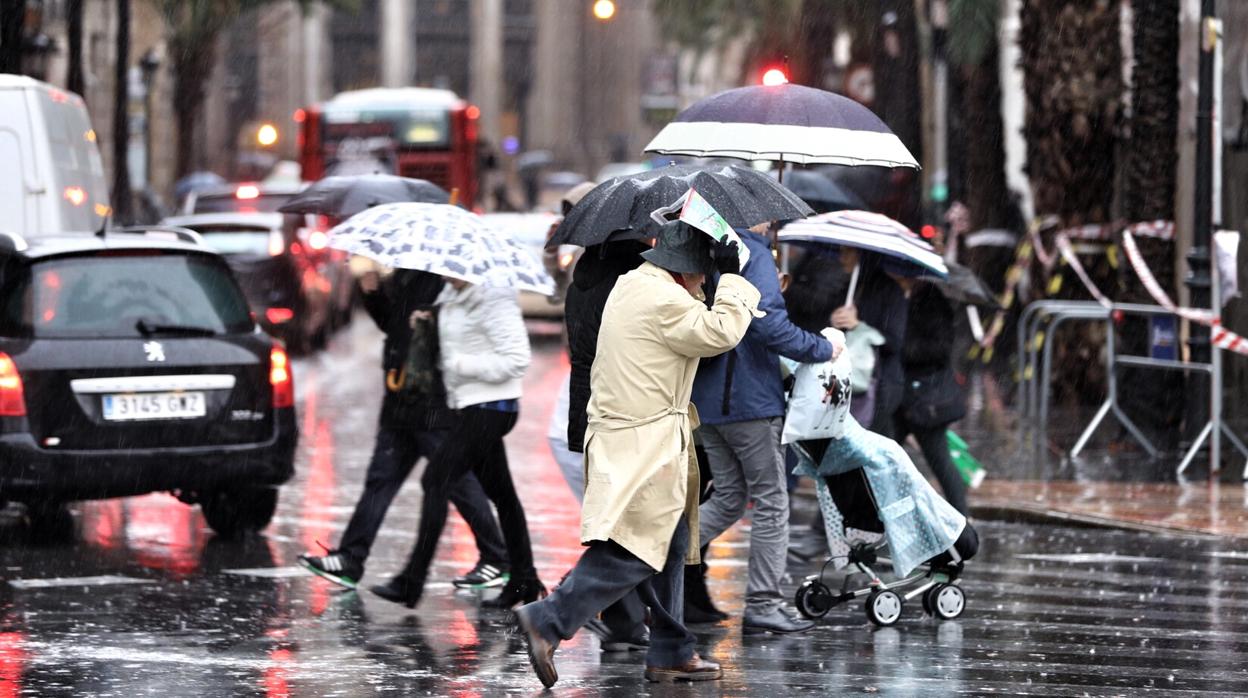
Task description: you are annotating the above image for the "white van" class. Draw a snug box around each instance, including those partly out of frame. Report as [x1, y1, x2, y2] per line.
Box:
[0, 74, 111, 237]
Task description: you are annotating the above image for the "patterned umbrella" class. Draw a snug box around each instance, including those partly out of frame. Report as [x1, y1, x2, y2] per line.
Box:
[778, 210, 948, 277]
[329, 203, 555, 295]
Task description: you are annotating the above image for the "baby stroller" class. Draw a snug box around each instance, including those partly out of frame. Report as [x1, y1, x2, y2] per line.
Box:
[790, 419, 979, 627]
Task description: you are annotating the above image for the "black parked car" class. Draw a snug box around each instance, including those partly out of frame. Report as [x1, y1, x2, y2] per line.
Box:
[0, 228, 297, 538]
[162, 211, 352, 354]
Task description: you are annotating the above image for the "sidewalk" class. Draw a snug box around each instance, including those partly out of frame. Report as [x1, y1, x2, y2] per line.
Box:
[953, 373, 1248, 538]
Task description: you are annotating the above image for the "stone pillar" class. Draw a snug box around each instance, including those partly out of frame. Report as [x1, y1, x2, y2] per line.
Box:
[470, 0, 503, 146]
[380, 0, 410, 87]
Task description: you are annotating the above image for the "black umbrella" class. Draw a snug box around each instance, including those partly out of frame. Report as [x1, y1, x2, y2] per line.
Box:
[278, 174, 449, 218]
[778, 170, 866, 213]
[926, 262, 999, 308]
[548, 163, 813, 248]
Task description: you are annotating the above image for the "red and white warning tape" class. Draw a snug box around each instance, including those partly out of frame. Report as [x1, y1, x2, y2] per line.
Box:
[1120, 231, 1248, 356]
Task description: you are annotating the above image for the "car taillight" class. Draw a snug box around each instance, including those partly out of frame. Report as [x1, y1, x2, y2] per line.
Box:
[0, 353, 26, 417]
[270, 345, 294, 408]
[265, 307, 295, 324]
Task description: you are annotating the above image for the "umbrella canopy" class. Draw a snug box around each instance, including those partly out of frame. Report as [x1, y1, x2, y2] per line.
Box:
[778, 210, 948, 277]
[777, 169, 866, 212]
[643, 83, 919, 169]
[927, 262, 999, 308]
[548, 163, 813, 248]
[279, 174, 450, 219]
[329, 203, 555, 295]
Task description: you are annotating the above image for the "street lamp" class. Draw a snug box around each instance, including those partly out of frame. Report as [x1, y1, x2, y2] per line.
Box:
[592, 0, 615, 21]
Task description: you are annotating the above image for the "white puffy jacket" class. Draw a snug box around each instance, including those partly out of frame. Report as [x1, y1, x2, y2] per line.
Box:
[435, 283, 531, 409]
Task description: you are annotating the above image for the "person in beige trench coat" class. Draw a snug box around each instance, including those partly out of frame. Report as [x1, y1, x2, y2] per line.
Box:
[516, 222, 761, 688]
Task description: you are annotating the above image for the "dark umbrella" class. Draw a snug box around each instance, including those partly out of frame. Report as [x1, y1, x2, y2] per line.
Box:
[778, 170, 866, 212]
[548, 163, 813, 248]
[926, 262, 1000, 308]
[278, 174, 449, 218]
[643, 82, 918, 169]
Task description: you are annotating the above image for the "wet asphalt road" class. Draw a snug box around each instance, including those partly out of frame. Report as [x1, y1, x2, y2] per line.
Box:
[2, 315, 1248, 696]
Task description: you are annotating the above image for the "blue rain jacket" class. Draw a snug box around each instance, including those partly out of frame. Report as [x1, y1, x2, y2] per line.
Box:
[692, 229, 833, 425]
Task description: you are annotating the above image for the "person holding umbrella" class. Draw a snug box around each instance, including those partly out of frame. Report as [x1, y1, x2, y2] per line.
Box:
[318, 203, 555, 608]
[689, 222, 840, 635]
[515, 222, 760, 687]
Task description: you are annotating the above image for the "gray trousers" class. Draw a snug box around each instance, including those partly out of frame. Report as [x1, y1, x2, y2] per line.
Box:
[698, 418, 789, 615]
[524, 518, 695, 668]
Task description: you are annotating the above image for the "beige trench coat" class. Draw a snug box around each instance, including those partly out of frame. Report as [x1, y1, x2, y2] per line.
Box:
[580, 262, 762, 571]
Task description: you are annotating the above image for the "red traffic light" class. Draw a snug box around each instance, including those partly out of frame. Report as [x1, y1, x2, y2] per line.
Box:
[762, 68, 789, 86]
[920, 224, 938, 239]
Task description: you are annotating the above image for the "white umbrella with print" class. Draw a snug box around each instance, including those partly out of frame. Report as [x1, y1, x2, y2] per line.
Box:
[328, 202, 556, 295]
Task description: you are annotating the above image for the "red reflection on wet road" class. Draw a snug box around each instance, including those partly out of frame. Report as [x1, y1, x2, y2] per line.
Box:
[262, 647, 293, 698]
[0, 632, 25, 698]
[298, 382, 337, 615]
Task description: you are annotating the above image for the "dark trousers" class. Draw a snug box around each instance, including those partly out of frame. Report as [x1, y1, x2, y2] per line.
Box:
[339, 426, 508, 567]
[401, 407, 536, 582]
[893, 414, 969, 515]
[526, 518, 695, 668]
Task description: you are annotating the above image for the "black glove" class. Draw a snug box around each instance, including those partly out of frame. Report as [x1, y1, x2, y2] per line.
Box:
[710, 238, 741, 275]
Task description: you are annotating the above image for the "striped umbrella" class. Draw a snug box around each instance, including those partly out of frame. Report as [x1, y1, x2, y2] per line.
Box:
[778, 210, 948, 278]
[643, 83, 918, 169]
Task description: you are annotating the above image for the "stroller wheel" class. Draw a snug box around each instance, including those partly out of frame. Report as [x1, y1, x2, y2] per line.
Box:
[921, 585, 939, 615]
[796, 579, 834, 619]
[865, 589, 902, 627]
[931, 584, 965, 620]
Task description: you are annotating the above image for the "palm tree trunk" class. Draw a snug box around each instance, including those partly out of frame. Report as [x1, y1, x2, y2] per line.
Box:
[111, 0, 132, 224]
[1019, 0, 1123, 407]
[66, 0, 85, 98]
[1118, 0, 1182, 447]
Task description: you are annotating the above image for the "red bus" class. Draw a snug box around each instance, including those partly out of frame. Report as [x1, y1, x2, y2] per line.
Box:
[297, 87, 479, 208]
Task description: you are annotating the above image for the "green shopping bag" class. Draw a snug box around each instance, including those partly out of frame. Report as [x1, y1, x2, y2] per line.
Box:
[947, 430, 986, 488]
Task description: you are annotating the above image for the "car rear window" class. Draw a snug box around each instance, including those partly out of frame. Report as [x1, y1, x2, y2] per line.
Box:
[193, 193, 291, 214]
[3, 252, 253, 338]
[183, 224, 280, 257]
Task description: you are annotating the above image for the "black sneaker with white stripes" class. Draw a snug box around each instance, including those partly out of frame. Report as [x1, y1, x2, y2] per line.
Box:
[299, 550, 364, 590]
[452, 561, 510, 589]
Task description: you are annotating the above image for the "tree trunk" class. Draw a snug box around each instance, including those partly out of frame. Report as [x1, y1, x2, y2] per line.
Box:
[1118, 0, 1182, 448]
[111, 0, 131, 224]
[1019, 0, 1123, 408]
[0, 0, 24, 74]
[960, 41, 1009, 233]
[170, 34, 217, 178]
[871, 0, 923, 229]
[66, 0, 84, 97]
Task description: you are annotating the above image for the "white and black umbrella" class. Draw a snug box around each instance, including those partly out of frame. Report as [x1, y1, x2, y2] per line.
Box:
[329, 203, 555, 295]
[778, 210, 947, 277]
[643, 83, 918, 169]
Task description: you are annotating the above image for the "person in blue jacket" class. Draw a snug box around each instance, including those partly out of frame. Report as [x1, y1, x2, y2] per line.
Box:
[690, 223, 841, 634]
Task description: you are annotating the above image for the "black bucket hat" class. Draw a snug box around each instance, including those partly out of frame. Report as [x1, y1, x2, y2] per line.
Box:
[641, 221, 713, 275]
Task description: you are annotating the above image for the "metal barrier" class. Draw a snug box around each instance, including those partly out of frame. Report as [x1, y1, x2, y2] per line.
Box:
[1015, 301, 1110, 432]
[1070, 303, 1248, 476]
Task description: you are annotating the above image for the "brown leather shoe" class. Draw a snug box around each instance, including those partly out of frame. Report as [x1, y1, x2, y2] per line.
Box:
[515, 603, 559, 688]
[643, 654, 722, 683]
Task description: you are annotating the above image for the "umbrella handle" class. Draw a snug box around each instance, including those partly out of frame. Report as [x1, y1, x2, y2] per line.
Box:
[448, 188, 460, 206]
[386, 368, 407, 392]
[845, 263, 860, 306]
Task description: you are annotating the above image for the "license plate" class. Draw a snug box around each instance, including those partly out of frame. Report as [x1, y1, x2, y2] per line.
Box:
[101, 392, 206, 421]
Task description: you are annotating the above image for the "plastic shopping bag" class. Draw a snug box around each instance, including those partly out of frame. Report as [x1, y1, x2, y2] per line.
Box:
[782, 329, 852, 445]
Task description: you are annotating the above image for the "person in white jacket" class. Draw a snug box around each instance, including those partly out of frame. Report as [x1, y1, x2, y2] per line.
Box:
[371, 278, 546, 609]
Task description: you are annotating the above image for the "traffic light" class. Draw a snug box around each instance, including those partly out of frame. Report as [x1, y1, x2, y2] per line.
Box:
[762, 67, 789, 86]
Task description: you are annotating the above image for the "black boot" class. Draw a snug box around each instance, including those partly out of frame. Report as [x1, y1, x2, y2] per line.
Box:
[370, 574, 424, 609]
[483, 575, 547, 609]
[684, 551, 728, 623]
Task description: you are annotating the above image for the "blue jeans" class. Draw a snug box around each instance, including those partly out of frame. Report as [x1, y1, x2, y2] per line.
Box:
[526, 518, 695, 668]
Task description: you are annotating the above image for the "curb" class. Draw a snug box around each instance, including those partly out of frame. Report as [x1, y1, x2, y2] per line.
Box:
[969, 504, 1227, 540]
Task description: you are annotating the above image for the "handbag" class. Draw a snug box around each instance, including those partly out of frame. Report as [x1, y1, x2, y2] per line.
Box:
[781, 329, 853, 445]
[901, 368, 966, 429]
[386, 314, 443, 401]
